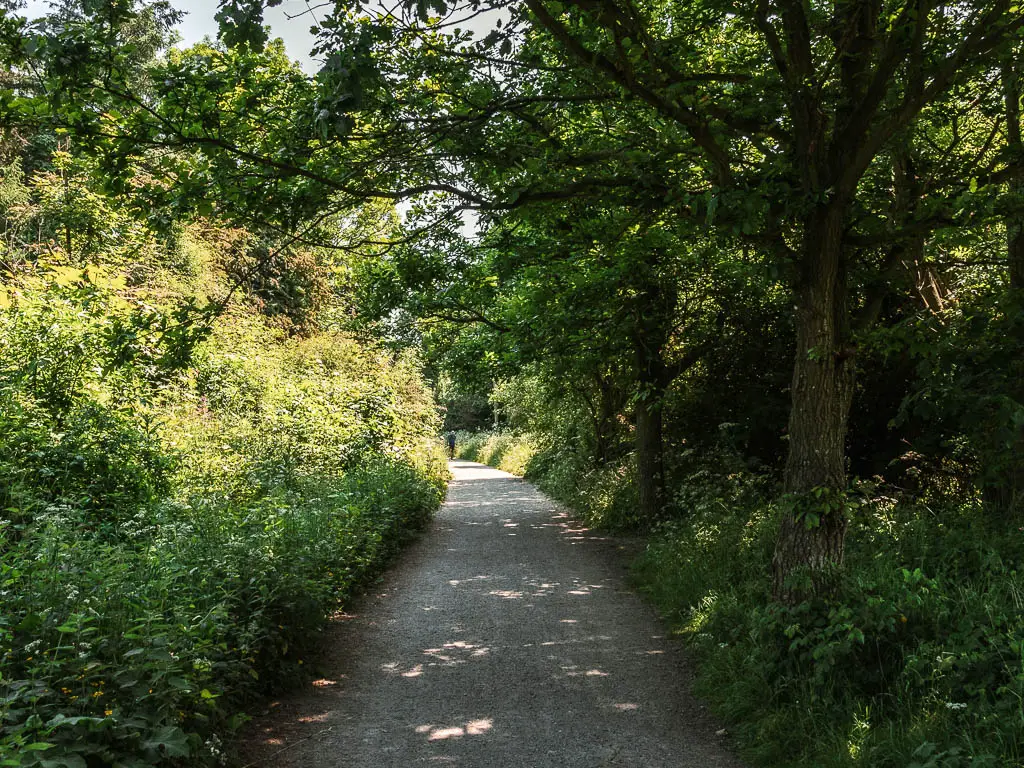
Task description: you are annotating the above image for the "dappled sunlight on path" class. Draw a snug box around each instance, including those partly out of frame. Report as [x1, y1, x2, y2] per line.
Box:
[240, 461, 745, 768]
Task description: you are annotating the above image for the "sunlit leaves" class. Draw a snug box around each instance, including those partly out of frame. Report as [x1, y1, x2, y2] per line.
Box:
[214, 0, 284, 49]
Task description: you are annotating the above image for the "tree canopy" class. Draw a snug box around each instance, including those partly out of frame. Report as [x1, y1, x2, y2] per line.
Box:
[2, 0, 1024, 763]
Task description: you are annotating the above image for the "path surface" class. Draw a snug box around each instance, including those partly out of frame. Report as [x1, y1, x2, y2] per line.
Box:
[242, 461, 746, 768]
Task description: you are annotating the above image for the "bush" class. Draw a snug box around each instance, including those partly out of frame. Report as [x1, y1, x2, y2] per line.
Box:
[0, 460, 445, 767]
[0, 265, 448, 767]
[455, 430, 536, 475]
[529, 443, 638, 529]
[632, 466, 1024, 768]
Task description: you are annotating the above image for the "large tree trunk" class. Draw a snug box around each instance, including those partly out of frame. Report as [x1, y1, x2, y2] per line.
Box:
[591, 374, 620, 466]
[1005, 58, 1024, 290]
[1006, 208, 1024, 291]
[772, 206, 856, 601]
[631, 276, 675, 523]
[635, 384, 666, 522]
[997, 57, 1024, 513]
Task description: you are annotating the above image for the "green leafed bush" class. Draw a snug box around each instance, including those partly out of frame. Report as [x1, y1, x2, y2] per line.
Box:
[631, 464, 1024, 768]
[0, 265, 447, 767]
[457, 430, 640, 529]
[455, 430, 536, 476]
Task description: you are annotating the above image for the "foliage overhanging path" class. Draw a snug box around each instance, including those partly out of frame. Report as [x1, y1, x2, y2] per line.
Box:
[243, 461, 745, 768]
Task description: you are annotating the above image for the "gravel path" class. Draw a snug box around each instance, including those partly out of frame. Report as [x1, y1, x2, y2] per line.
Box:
[241, 461, 747, 768]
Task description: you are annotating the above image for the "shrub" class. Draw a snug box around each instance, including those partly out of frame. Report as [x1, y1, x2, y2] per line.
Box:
[0, 266, 448, 767]
[455, 430, 537, 475]
[632, 467, 1024, 768]
[0, 460, 446, 767]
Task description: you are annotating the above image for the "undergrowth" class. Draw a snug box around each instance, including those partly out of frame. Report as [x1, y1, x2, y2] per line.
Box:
[634, 463, 1024, 768]
[455, 431, 535, 477]
[462, 433, 1024, 767]
[0, 258, 447, 766]
[456, 430, 639, 529]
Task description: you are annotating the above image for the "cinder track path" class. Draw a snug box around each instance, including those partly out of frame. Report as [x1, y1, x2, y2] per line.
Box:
[242, 461, 746, 768]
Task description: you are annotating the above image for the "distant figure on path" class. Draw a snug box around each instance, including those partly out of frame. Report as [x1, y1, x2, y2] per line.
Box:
[445, 431, 456, 460]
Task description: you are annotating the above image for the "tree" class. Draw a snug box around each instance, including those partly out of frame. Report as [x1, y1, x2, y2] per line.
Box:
[8, 0, 1024, 597]
[304, 0, 1024, 592]
[1003, 44, 1024, 289]
[462, 0, 1024, 596]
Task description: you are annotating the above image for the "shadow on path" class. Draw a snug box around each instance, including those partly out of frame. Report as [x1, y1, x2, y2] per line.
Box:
[239, 461, 746, 768]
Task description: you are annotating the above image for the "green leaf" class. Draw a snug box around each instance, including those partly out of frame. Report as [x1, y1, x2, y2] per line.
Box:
[40, 756, 87, 768]
[167, 676, 191, 690]
[141, 726, 191, 758]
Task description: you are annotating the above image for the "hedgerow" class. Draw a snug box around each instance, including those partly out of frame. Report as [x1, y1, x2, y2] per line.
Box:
[0, 253, 446, 767]
[631, 462, 1024, 768]
[454, 431, 535, 476]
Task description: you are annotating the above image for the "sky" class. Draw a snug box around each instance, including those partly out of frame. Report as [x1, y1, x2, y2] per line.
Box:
[18, 1, 505, 74]
[20, 0, 323, 71]
[16, 0, 492, 234]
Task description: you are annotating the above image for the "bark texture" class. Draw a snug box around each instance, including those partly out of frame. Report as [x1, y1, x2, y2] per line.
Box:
[631, 276, 675, 523]
[1005, 59, 1024, 290]
[772, 207, 855, 601]
[997, 57, 1024, 512]
[635, 391, 665, 524]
